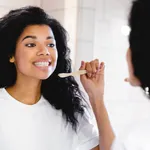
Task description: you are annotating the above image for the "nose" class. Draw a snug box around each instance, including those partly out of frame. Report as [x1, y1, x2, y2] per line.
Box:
[37, 46, 50, 56]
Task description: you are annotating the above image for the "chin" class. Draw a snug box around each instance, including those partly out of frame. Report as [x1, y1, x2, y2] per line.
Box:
[38, 75, 51, 80]
[39, 72, 54, 80]
[40, 77, 50, 80]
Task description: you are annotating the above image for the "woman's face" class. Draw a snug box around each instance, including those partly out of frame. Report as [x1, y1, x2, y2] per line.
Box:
[12, 25, 58, 80]
[125, 48, 141, 86]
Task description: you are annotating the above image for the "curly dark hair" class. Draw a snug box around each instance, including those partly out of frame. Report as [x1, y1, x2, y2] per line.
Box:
[0, 6, 85, 131]
[129, 0, 150, 94]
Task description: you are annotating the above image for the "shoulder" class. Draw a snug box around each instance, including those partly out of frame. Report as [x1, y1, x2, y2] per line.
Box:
[0, 88, 7, 103]
[0, 88, 12, 116]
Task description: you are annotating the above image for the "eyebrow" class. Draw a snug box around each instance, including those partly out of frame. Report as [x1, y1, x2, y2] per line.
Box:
[22, 36, 54, 41]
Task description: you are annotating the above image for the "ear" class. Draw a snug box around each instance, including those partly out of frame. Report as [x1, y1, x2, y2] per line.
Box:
[9, 56, 15, 63]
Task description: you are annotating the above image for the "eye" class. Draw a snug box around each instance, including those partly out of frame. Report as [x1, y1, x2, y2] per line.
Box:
[47, 43, 55, 48]
[25, 43, 36, 47]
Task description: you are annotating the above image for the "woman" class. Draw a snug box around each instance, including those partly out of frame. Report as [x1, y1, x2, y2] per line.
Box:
[85, 0, 150, 149]
[0, 6, 101, 150]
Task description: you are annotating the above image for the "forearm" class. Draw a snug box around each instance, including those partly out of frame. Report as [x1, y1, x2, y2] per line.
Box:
[90, 97, 115, 150]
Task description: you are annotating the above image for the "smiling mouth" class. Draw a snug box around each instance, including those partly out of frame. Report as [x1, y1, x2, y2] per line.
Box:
[33, 62, 51, 67]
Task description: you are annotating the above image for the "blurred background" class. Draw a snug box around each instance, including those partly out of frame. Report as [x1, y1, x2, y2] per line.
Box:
[1, 0, 150, 136]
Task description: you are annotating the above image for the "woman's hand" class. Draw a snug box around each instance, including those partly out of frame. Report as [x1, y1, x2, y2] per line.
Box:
[79, 59, 105, 102]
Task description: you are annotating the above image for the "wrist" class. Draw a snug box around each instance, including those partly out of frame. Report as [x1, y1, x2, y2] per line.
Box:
[88, 93, 104, 101]
[89, 95, 104, 110]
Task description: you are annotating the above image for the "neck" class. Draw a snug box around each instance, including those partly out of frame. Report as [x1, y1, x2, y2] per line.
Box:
[6, 77, 42, 105]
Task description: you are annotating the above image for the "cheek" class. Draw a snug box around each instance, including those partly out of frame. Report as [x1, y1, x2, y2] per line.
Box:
[128, 62, 133, 77]
[15, 53, 31, 71]
[52, 50, 58, 66]
[126, 53, 141, 86]
[126, 50, 133, 75]
[127, 56, 135, 82]
[15, 59, 27, 73]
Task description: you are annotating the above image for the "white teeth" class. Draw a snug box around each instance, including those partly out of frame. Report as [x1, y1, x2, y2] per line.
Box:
[34, 62, 49, 67]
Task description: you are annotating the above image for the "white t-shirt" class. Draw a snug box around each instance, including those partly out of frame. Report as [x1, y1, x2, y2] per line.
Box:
[0, 88, 99, 150]
[111, 120, 150, 150]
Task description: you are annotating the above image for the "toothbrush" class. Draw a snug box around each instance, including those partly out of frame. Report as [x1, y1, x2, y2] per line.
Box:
[58, 70, 87, 78]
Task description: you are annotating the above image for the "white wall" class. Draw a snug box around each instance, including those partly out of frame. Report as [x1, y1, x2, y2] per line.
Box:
[74, 0, 96, 70]
[0, 0, 41, 17]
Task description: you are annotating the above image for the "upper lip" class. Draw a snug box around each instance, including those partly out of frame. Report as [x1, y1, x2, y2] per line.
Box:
[33, 59, 51, 63]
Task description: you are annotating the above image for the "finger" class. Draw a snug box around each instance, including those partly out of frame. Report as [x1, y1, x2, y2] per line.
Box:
[95, 59, 100, 70]
[91, 61, 97, 73]
[79, 61, 87, 80]
[91, 59, 100, 78]
[97, 62, 104, 72]
[85, 62, 93, 78]
[79, 61, 86, 70]
[101, 62, 105, 68]
[92, 59, 100, 71]
[96, 62, 105, 77]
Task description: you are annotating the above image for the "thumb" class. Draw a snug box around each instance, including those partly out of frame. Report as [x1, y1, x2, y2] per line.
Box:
[79, 61, 86, 70]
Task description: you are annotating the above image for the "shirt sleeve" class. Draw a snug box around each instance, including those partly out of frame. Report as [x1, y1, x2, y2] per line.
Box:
[76, 107, 99, 150]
